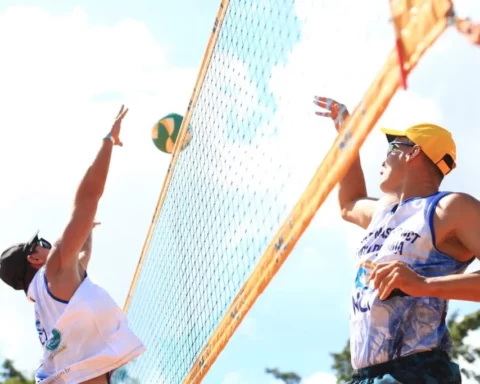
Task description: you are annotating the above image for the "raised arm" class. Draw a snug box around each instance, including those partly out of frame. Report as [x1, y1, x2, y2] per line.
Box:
[78, 222, 100, 272]
[313, 96, 378, 229]
[46, 106, 128, 291]
[78, 232, 92, 271]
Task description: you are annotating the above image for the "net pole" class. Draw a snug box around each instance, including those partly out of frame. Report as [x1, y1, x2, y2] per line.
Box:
[123, 0, 232, 313]
[182, 1, 453, 382]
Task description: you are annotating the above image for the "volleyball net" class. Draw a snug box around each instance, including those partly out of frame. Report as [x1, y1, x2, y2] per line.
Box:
[112, 0, 455, 383]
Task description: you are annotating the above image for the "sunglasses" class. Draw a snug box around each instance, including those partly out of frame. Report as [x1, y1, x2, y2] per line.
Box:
[387, 141, 416, 156]
[26, 238, 52, 256]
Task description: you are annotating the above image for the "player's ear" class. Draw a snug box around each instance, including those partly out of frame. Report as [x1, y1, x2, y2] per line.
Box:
[406, 145, 422, 162]
[27, 254, 43, 267]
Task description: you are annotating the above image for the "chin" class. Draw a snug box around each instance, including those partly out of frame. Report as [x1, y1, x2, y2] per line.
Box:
[379, 177, 393, 194]
[379, 183, 389, 193]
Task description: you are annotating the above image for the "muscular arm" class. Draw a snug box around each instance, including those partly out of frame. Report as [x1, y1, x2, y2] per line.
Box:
[45, 106, 127, 298]
[338, 156, 378, 229]
[314, 96, 379, 229]
[423, 193, 480, 302]
[426, 272, 480, 302]
[78, 231, 92, 271]
[47, 139, 113, 274]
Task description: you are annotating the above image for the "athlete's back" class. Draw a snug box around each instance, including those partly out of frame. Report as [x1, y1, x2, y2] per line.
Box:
[28, 266, 145, 384]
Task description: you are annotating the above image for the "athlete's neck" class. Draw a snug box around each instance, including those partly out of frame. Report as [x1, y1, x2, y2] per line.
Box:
[391, 182, 439, 204]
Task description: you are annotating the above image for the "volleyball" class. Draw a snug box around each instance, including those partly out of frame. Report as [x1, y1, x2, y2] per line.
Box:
[151, 113, 192, 154]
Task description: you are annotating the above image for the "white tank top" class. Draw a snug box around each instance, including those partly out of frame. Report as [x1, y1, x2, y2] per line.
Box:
[29, 267, 68, 354]
[28, 266, 146, 384]
[350, 192, 473, 370]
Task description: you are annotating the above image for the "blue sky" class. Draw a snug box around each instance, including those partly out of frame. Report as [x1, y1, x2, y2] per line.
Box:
[0, 1, 480, 384]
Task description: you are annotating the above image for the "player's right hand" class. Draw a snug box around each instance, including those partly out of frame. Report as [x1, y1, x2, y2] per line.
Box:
[313, 96, 349, 132]
[109, 105, 129, 146]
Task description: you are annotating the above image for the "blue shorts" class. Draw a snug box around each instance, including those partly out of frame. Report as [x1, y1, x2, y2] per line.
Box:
[347, 350, 461, 384]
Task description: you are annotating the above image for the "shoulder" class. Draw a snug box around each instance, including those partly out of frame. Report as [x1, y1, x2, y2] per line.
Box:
[437, 192, 480, 213]
[435, 192, 480, 229]
[432, 192, 480, 261]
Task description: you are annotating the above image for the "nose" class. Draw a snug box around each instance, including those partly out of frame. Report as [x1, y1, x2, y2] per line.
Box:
[381, 161, 386, 167]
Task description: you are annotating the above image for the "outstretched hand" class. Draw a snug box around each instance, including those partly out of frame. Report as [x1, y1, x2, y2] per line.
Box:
[313, 96, 349, 131]
[109, 105, 129, 146]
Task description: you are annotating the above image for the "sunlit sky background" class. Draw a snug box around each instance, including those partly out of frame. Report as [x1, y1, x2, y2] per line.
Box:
[0, 0, 480, 383]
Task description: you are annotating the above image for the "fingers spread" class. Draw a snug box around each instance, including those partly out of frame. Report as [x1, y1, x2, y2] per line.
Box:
[313, 96, 334, 107]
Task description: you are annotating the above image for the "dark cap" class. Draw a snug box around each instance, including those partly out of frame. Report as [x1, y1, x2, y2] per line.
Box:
[0, 231, 40, 290]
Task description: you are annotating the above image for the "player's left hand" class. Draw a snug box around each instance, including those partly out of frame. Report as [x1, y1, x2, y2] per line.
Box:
[369, 261, 428, 300]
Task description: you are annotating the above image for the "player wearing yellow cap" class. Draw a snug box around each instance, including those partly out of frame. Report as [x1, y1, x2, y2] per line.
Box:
[314, 96, 480, 384]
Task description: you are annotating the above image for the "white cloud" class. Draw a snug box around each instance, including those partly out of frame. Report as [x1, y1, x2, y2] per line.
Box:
[0, 5, 195, 373]
[236, 315, 258, 341]
[0, 6, 196, 197]
[221, 371, 249, 384]
[464, 329, 480, 347]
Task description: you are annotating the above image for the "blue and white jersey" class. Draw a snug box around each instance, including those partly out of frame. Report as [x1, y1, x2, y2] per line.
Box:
[350, 192, 473, 370]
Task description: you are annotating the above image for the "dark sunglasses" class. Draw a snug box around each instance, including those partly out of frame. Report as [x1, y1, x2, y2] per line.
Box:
[387, 141, 416, 156]
[26, 238, 52, 255]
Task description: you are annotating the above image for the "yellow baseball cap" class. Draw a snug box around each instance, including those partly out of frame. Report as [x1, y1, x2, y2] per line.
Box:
[380, 123, 456, 176]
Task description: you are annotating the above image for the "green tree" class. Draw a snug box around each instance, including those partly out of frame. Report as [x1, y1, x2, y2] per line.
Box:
[0, 359, 34, 384]
[330, 310, 480, 384]
[330, 339, 352, 384]
[265, 368, 302, 384]
[448, 309, 480, 382]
